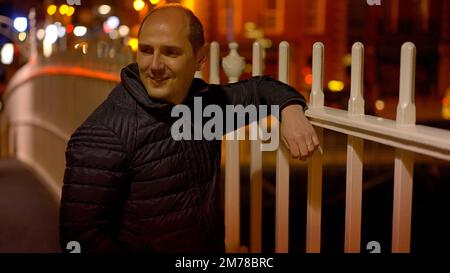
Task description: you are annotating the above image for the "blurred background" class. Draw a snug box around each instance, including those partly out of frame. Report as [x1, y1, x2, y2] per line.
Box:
[0, 0, 449, 254]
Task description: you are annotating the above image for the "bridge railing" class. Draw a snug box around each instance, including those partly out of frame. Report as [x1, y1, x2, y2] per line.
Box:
[0, 48, 124, 200]
[212, 40, 450, 253]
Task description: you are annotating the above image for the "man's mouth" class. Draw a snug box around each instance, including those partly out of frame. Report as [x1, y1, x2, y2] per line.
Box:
[150, 77, 169, 86]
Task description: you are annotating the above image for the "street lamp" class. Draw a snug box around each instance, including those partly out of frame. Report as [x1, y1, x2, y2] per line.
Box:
[98, 5, 111, 15]
[1, 43, 14, 64]
[73, 26, 87, 37]
[66, 7, 75, 17]
[59, 5, 69, 16]
[13, 17, 27, 32]
[133, 0, 145, 11]
[47, 5, 57, 16]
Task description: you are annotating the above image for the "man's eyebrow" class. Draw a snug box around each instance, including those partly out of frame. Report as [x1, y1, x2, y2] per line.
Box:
[161, 45, 183, 52]
[138, 44, 183, 51]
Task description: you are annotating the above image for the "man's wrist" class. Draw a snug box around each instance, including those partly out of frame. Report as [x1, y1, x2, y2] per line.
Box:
[281, 104, 304, 114]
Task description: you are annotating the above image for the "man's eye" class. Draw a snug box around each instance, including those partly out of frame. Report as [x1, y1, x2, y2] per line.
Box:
[164, 49, 180, 57]
[139, 47, 153, 54]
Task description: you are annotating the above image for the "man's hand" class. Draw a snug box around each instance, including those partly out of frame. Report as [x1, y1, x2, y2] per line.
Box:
[280, 104, 320, 160]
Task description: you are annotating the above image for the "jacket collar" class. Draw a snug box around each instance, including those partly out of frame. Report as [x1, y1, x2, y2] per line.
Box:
[121, 63, 209, 109]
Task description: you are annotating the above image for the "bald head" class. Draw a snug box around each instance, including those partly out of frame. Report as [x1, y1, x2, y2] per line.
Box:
[136, 4, 209, 105]
[138, 4, 205, 53]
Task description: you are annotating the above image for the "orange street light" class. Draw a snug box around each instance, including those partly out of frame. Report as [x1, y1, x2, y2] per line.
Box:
[47, 5, 57, 16]
[66, 7, 75, 17]
[59, 4, 69, 15]
[128, 38, 138, 51]
[133, 0, 146, 11]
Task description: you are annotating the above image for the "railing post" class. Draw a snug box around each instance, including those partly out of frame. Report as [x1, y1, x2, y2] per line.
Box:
[392, 42, 416, 253]
[344, 42, 365, 253]
[275, 41, 290, 253]
[306, 42, 324, 253]
[310, 43, 325, 109]
[28, 8, 37, 64]
[222, 42, 245, 253]
[250, 41, 263, 253]
[209, 41, 220, 84]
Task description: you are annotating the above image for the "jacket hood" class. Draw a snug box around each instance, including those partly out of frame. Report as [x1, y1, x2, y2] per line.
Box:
[121, 62, 209, 109]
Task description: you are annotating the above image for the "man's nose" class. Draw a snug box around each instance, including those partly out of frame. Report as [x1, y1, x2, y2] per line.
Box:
[150, 52, 164, 71]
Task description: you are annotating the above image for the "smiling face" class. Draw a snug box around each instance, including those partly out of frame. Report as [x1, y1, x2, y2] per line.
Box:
[137, 8, 207, 105]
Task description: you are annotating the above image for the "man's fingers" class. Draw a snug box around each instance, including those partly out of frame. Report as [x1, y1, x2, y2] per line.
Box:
[298, 139, 310, 158]
[284, 137, 300, 158]
[312, 134, 320, 147]
[305, 133, 318, 153]
[306, 140, 316, 152]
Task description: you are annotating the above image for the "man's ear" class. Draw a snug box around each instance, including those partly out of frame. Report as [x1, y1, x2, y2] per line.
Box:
[196, 43, 209, 70]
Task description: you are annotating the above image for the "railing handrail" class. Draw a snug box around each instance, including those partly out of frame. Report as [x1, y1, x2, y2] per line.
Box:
[2, 63, 120, 104]
[306, 106, 450, 161]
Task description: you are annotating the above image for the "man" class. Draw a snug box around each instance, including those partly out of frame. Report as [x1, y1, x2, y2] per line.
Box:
[59, 4, 319, 253]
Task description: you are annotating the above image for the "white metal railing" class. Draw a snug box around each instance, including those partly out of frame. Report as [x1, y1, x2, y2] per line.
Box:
[210, 40, 450, 254]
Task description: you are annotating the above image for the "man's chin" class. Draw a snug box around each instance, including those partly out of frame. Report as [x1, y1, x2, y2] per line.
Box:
[146, 88, 173, 103]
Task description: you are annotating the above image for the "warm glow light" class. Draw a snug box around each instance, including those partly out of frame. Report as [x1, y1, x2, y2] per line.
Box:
[1, 43, 14, 64]
[244, 22, 256, 31]
[98, 5, 112, 15]
[328, 80, 345, 92]
[43, 40, 53, 57]
[73, 26, 87, 37]
[128, 38, 138, 51]
[375, 100, 385, 111]
[118, 25, 130, 37]
[28, 67, 120, 82]
[66, 24, 74, 34]
[304, 74, 313, 85]
[44, 24, 58, 44]
[342, 53, 352, 67]
[47, 5, 57, 16]
[182, 0, 194, 10]
[18, 32, 27, 41]
[133, 0, 145, 11]
[74, 42, 88, 54]
[36, 28, 45, 40]
[66, 6, 75, 17]
[149, 0, 160, 5]
[59, 4, 69, 15]
[302, 66, 312, 75]
[443, 88, 450, 120]
[13, 17, 28, 32]
[442, 108, 450, 120]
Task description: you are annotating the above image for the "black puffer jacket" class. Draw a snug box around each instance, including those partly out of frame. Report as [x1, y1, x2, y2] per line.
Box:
[59, 63, 306, 253]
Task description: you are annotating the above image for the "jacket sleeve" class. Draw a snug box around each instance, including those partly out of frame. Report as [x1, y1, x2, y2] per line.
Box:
[214, 76, 307, 134]
[220, 75, 308, 113]
[59, 121, 131, 253]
